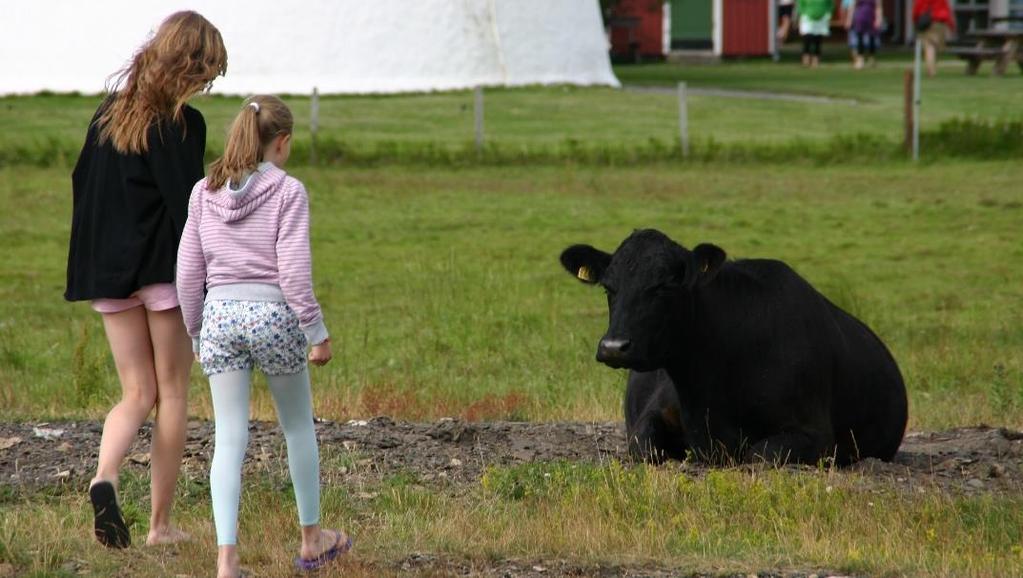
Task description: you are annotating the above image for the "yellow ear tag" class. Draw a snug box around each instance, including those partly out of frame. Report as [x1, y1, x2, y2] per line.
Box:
[577, 266, 591, 281]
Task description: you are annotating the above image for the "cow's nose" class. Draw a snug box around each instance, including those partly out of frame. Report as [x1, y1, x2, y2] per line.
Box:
[597, 338, 631, 364]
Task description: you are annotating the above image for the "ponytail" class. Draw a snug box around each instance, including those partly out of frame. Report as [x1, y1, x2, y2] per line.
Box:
[207, 95, 293, 190]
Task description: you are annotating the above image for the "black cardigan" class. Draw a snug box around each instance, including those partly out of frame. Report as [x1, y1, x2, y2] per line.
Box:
[65, 101, 206, 301]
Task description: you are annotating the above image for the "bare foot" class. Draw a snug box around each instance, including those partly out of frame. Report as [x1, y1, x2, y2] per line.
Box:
[146, 526, 191, 546]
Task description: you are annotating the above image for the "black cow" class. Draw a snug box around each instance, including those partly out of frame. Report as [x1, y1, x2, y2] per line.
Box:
[560, 229, 907, 466]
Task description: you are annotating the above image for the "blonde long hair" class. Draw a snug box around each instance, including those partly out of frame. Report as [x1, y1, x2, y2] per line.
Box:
[97, 11, 227, 154]
[206, 95, 294, 191]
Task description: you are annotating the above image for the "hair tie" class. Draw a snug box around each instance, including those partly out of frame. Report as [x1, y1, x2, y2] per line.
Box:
[248, 101, 260, 113]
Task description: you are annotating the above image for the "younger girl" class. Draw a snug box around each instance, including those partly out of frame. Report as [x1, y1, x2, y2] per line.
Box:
[176, 96, 350, 577]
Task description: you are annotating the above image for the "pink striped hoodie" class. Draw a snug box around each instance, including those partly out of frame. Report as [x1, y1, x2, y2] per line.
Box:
[176, 162, 328, 351]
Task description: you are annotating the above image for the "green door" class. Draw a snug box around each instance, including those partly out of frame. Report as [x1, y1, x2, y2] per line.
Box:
[670, 0, 713, 49]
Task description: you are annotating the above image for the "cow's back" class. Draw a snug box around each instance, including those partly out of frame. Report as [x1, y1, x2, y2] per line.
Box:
[821, 301, 908, 463]
[701, 259, 907, 464]
[732, 259, 908, 463]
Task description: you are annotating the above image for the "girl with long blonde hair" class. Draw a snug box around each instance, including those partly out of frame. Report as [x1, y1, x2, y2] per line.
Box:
[65, 10, 227, 549]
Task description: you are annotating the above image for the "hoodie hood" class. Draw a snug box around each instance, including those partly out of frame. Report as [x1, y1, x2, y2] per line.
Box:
[205, 162, 284, 223]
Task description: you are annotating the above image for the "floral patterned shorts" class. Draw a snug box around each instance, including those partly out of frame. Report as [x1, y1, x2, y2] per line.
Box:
[200, 300, 308, 377]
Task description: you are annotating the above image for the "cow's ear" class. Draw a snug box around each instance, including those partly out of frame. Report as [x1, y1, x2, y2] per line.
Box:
[560, 244, 611, 285]
[687, 243, 726, 287]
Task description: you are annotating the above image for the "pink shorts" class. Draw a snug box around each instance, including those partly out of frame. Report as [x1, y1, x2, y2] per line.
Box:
[91, 283, 180, 314]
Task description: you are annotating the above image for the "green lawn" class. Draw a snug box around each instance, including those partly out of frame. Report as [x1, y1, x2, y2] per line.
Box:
[2, 162, 1021, 431]
[4, 459, 1022, 577]
[2, 66, 1023, 578]
[3, 57, 1020, 164]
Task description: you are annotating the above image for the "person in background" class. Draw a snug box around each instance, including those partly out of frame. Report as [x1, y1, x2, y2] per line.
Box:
[798, 0, 833, 67]
[914, 0, 956, 76]
[778, 0, 796, 44]
[841, 0, 859, 64]
[65, 10, 227, 549]
[845, 0, 884, 68]
[176, 95, 351, 577]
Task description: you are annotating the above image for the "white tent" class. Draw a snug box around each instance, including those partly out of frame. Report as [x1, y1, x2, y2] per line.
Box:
[3, 1, 619, 95]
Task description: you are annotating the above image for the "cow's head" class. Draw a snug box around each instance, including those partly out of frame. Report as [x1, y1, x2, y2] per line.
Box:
[560, 229, 725, 371]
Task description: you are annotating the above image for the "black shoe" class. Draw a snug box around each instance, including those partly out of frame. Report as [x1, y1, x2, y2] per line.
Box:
[89, 481, 131, 548]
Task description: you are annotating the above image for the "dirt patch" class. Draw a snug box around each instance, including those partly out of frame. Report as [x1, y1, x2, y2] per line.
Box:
[2, 420, 1021, 576]
[0, 418, 623, 490]
[2, 418, 1021, 495]
[329, 420, 1023, 496]
[385, 553, 848, 578]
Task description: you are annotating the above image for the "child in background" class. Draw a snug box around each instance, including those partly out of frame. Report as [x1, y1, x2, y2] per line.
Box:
[845, 0, 884, 68]
[797, 0, 833, 67]
[176, 95, 351, 577]
[66, 10, 227, 549]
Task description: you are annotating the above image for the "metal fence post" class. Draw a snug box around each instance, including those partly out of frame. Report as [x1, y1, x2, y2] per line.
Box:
[310, 87, 320, 165]
[474, 86, 485, 154]
[903, 70, 913, 156]
[913, 39, 921, 162]
[677, 82, 690, 158]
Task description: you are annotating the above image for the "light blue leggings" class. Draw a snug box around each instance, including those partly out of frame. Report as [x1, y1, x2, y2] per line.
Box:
[209, 368, 320, 545]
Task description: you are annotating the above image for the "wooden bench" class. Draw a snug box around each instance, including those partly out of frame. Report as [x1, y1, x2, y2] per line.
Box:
[947, 46, 1012, 74]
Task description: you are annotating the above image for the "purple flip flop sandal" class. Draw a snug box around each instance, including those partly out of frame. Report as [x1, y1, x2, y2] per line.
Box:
[294, 530, 352, 571]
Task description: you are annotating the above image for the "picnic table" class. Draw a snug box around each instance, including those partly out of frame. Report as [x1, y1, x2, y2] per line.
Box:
[948, 26, 1023, 75]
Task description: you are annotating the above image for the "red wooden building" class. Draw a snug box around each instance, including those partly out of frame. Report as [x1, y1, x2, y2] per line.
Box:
[722, 0, 773, 56]
[609, 0, 776, 59]
[609, 0, 911, 60]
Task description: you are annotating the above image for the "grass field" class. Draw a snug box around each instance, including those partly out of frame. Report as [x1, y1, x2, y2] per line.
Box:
[4, 462, 1023, 577]
[2, 63, 1023, 577]
[3, 58, 1022, 165]
[2, 162, 1021, 430]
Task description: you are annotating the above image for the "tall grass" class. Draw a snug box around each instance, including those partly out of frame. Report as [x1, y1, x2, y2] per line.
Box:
[4, 462, 1020, 577]
[2, 119, 1020, 169]
[476, 462, 1023, 576]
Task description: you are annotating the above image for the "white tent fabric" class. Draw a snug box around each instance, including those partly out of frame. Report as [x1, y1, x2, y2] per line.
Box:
[3, 1, 619, 95]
